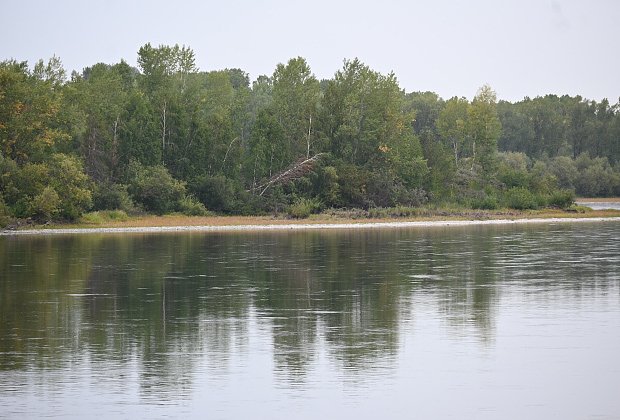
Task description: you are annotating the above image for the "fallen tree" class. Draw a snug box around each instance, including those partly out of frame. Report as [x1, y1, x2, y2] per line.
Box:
[249, 153, 325, 196]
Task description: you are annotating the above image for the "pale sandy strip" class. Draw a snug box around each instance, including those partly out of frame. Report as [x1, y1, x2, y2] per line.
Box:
[1, 217, 619, 236]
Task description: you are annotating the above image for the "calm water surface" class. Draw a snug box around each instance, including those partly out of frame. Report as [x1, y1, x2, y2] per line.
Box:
[1, 222, 619, 419]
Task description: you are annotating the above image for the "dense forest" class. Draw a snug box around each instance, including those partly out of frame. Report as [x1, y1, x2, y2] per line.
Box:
[1, 44, 620, 225]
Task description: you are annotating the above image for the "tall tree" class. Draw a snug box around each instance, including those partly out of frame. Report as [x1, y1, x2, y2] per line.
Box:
[467, 85, 501, 175]
[437, 96, 469, 167]
[137, 43, 197, 165]
[70, 62, 130, 181]
[0, 58, 69, 163]
[272, 57, 320, 159]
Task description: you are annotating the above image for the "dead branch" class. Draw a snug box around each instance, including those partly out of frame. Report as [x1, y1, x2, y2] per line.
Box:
[250, 153, 325, 196]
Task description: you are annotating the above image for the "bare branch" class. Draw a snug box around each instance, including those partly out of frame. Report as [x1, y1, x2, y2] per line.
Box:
[249, 153, 325, 196]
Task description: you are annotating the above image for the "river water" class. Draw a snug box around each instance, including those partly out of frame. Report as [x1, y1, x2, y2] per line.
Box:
[1, 222, 619, 419]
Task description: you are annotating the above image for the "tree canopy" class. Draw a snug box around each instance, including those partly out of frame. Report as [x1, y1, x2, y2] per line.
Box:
[1, 44, 619, 224]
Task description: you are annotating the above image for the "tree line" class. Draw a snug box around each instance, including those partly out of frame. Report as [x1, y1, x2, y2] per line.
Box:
[1, 44, 620, 224]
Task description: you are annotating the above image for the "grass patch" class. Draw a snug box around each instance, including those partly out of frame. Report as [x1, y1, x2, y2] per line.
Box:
[80, 210, 129, 225]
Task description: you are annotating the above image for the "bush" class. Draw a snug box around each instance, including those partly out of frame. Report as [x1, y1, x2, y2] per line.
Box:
[503, 187, 538, 210]
[189, 175, 236, 213]
[547, 189, 575, 209]
[287, 197, 321, 219]
[471, 195, 499, 210]
[80, 210, 129, 224]
[179, 195, 210, 216]
[47, 154, 93, 220]
[30, 186, 60, 221]
[128, 163, 186, 215]
[93, 183, 136, 213]
[548, 156, 578, 190]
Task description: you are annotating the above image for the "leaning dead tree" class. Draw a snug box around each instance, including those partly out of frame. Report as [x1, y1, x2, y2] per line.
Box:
[250, 153, 325, 196]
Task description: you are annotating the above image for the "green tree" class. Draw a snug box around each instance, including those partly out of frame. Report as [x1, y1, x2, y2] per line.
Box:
[437, 96, 469, 167]
[272, 57, 321, 159]
[0, 58, 70, 163]
[70, 62, 130, 181]
[137, 43, 197, 166]
[467, 85, 501, 175]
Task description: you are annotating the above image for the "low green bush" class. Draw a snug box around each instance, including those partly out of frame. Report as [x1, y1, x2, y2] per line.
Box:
[128, 163, 186, 215]
[189, 175, 236, 213]
[470, 195, 499, 210]
[287, 197, 321, 219]
[547, 189, 575, 209]
[179, 195, 210, 216]
[503, 187, 538, 210]
[80, 210, 129, 224]
[93, 183, 136, 213]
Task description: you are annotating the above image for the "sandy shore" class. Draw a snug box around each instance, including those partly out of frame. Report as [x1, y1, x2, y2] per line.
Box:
[2, 217, 619, 236]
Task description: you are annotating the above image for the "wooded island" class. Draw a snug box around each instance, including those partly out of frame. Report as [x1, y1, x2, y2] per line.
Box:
[1, 44, 620, 226]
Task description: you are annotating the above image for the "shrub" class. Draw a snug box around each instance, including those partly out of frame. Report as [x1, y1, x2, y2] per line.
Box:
[128, 163, 186, 215]
[503, 187, 538, 210]
[287, 197, 321, 219]
[471, 195, 499, 210]
[47, 154, 93, 220]
[30, 186, 60, 221]
[548, 156, 578, 190]
[81, 210, 129, 224]
[93, 183, 136, 213]
[547, 189, 575, 209]
[189, 175, 236, 213]
[179, 195, 210, 216]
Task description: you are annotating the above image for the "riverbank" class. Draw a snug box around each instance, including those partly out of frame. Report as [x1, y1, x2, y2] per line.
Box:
[2, 208, 620, 236]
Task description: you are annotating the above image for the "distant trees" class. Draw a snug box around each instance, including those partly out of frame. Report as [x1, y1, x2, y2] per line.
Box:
[1, 44, 620, 226]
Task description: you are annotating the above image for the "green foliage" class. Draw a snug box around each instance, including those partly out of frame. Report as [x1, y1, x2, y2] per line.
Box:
[437, 96, 469, 166]
[0, 195, 12, 227]
[0, 58, 70, 163]
[3, 48, 620, 220]
[179, 195, 210, 216]
[30, 186, 60, 221]
[189, 175, 237, 213]
[548, 156, 578, 190]
[92, 182, 136, 213]
[47, 154, 92, 219]
[287, 197, 321, 219]
[313, 165, 340, 207]
[470, 194, 499, 210]
[467, 85, 501, 175]
[1, 153, 91, 220]
[547, 189, 575, 209]
[573, 153, 618, 197]
[80, 210, 129, 224]
[503, 187, 538, 210]
[128, 162, 185, 214]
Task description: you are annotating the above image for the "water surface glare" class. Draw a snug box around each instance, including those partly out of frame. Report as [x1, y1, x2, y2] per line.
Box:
[1, 222, 619, 419]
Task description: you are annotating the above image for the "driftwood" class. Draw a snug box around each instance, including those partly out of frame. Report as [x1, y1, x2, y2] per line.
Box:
[250, 153, 325, 196]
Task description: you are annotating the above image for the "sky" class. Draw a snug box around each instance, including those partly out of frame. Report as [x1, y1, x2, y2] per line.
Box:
[1, 0, 619, 102]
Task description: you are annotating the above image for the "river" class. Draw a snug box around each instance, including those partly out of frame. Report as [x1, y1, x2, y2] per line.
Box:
[1, 221, 619, 419]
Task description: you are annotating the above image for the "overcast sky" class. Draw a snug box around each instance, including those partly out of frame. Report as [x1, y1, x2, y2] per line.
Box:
[1, 0, 618, 102]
